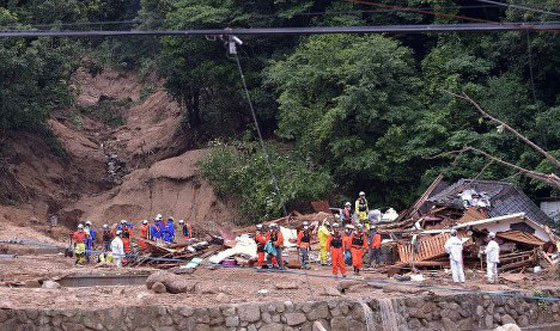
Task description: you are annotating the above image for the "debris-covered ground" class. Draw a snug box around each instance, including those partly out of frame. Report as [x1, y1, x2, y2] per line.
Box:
[2, 253, 560, 310]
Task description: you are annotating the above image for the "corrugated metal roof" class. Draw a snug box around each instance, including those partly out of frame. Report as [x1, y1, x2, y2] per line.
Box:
[427, 178, 552, 226]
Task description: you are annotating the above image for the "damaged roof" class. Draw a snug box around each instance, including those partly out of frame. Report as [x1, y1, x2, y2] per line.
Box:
[427, 178, 552, 226]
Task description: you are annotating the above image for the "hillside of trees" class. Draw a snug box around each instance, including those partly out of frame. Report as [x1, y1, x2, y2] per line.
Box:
[2, 0, 560, 221]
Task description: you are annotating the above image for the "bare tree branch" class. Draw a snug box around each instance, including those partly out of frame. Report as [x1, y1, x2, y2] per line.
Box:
[444, 90, 560, 169]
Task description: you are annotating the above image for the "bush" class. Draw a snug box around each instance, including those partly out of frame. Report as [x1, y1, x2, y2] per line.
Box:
[198, 140, 334, 223]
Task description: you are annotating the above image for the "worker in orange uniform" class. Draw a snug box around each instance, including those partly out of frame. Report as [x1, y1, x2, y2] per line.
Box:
[138, 220, 149, 252]
[266, 224, 285, 270]
[326, 223, 347, 278]
[350, 224, 367, 274]
[367, 226, 382, 267]
[343, 224, 354, 266]
[121, 223, 133, 257]
[254, 224, 267, 268]
[72, 224, 87, 265]
[179, 219, 193, 240]
[297, 222, 312, 269]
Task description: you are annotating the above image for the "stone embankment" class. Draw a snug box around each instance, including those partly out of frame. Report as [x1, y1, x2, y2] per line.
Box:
[2, 291, 560, 331]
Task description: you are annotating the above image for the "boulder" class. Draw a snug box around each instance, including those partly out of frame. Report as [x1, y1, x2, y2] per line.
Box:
[145, 270, 194, 294]
[42, 281, 61, 289]
[494, 324, 521, 331]
[285, 313, 307, 326]
[313, 321, 328, 331]
[152, 282, 167, 294]
[321, 286, 341, 297]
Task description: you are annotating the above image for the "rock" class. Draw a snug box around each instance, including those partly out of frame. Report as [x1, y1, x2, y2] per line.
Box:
[306, 303, 329, 321]
[442, 317, 455, 331]
[216, 293, 228, 302]
[494, 324, 521, 331]
[313, 321, 328, 331]
[383, 284, 425, 294]
[501, 315, 516, 325]
[476, 305, 484, 317]
[518, 315, 529, 327]
[336, 280, 361, 292]
[321, 286, 341, 297]
[275, 282, 299, 290]
[25, 280, 41, 288]
[485, 315, 494, 328]
[42, 281, 60, 289]
[285, 313, 307, 326]
[238, 304, 261, 323]
[152, 282, 167, 294]
[225, 316, 239, 327]
[330, 317, 348, 331]
[145, 270, 194, 294]
[260, 324, 283, 331]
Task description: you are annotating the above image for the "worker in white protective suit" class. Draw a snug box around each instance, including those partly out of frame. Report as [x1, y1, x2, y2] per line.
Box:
[483, 232, 500, 283]
[444, 229, 465, 283]
[111, 230, 125, 268]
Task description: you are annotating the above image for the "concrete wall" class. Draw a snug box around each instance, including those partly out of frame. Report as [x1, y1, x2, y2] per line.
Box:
[2, 291, 560, 331]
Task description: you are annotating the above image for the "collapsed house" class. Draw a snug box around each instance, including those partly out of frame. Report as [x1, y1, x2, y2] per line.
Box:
[387, 177, 560, 273]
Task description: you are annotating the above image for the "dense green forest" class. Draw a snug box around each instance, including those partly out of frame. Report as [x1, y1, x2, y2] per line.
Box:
[2, 0, 560, 220]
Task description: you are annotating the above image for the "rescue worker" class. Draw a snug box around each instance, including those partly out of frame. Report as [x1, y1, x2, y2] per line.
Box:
[367, 226, 382, 267]
[117, 219, 134, 231]
[72, 224, 87, 265]
[350, 224, 367, 274]
[444, 229, 465, 283]
[163, 217, 175, 243]
[156, 214, 165, 237]
[139, 220, 149, 251]
[317, 220, 331, 265]
[326, 223, 347, 278]
[254, 224, 267, 268]
[355, 191, 369, 223]
[149, 218, 161, 241]
[267, 224, 285, 270]
[111, 230, 124, 267]
[179, 219, 193, 240]
[341, 202, 353, 226]
[121, 223, 133, 256]
[297, 223, 312, 269]
[84, 221, 96, 263]
[102, 224, 112, 251]
[483, 232, 500, 284]
[343, 224, 354, 266]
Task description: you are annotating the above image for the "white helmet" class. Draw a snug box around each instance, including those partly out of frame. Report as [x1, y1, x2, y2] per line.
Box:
[116, 230, 122, 236]
[77, 224, 84, 229]
[450, 229, 458, 236]
[179, 219, 185, 224]
[142, 220, 148, 225]
[85, 221, 92, 226]
[156, 214, 163, 220]
[359, 191, 366, 197]
[303, 225, 309, 230]
[332, 223, 340, 228]
[120, 219, 127, 224]
[256, 224, 262, 229]
[102, 224, 108, 229]
[324, 221, 330, 226]
[345, 202, 351, 207]
[302, 221, 309, 226]
[168, 216, 174, 221]
[488, 232, 496, 239]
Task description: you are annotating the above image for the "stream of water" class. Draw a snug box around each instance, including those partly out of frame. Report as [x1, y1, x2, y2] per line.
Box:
[357, 299, 375, 331]
[378, 298, 400, 331]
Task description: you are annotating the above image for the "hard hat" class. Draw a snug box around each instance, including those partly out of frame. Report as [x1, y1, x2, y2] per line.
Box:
[256, 224, 262, 229]
[303, 225, 309, 230]
[359, 191, 366, 196]
[324, 221, 330, 226]
[102, 224, 108, 229]
[345, 224, 354, 229]
[345, 202, 351, 207]
[77, 224, 84, 229]
[488, 232, 496, 238]
[450, 229, 458, 236]
[179, 220, 185, 224]
[168, 216, 174, 221]
[302, 221, 309, 226]
[168, 218, 174, 222]
[142, 220, 148, 225]
[120, 219, 127, 224]
[152, 218, 158, 222]
[116, 230, 122, 236]
[156, 214, 163, 220]
[357, 223, 364, 228]
[332, 223, 340, 228]
[85, 221, 92, 226]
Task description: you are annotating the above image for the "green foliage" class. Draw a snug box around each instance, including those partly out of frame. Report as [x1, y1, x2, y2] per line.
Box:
[78, 98, 129, 128]
[198, 140, 333, 222]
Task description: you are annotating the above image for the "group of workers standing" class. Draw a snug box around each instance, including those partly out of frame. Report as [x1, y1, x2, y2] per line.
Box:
[444, 229, 501, 284]
[71, 214, 193, 267]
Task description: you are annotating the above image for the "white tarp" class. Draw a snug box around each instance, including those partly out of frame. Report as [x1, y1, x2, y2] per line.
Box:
[208, 235, 258, 264]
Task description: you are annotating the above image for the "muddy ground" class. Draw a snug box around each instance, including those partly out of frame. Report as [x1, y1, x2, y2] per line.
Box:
[2, 252, 559, 310]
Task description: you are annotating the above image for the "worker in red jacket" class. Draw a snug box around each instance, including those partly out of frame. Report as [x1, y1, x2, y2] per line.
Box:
[297, 222, 312, 269]
[254, 224, 267, 268]
[266, 224, 285, 270]
[72, 224, 87, 265]
[138, 220, 149, 251]
[350, 223, 367, 274]
[121, 224, 133, 255]
[368, 226, 382, 267]
[326, 223, 347, 277]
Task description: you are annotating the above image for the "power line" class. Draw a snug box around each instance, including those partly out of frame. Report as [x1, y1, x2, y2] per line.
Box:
[1, 23, 560, 39]
[477, 0, 560, 17]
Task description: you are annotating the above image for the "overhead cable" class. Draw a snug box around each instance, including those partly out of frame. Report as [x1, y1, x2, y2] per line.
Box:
[477, 0, 560, 18]
[1, 23, 560, 39]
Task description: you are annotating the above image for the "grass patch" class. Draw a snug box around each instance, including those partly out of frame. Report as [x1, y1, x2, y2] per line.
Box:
[78, 97, 130, 128]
